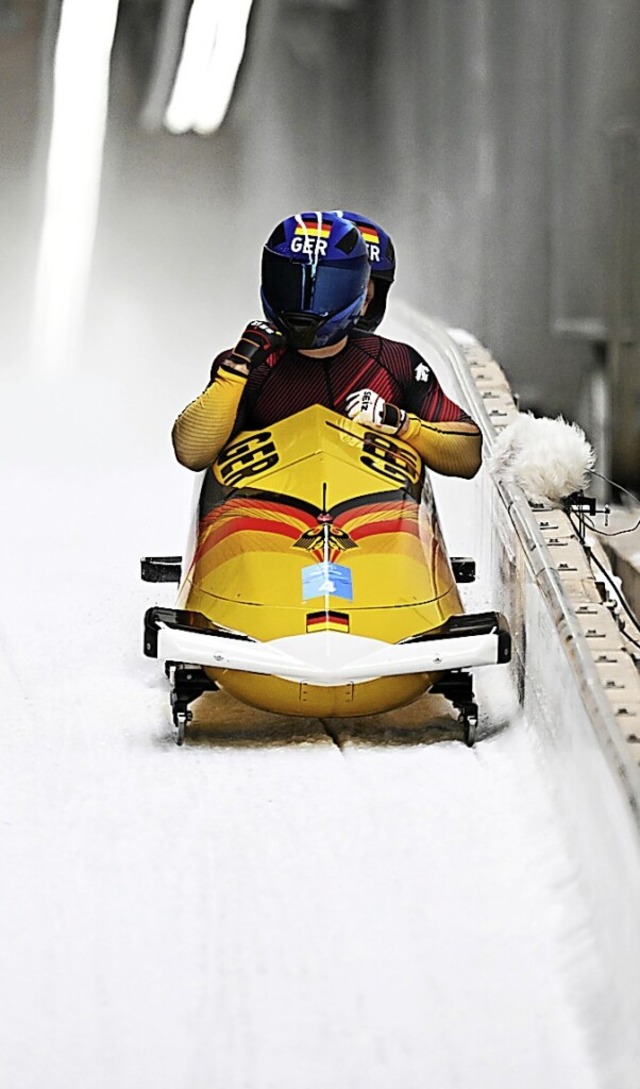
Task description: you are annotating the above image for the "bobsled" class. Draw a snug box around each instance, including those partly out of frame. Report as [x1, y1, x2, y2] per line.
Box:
[143, 405, 511, 744]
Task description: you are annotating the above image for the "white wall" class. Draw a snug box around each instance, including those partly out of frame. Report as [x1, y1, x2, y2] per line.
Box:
[387, 300, 640, 1082]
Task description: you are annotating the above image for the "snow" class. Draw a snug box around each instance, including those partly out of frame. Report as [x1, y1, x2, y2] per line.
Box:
[0, 362, 620, 1089]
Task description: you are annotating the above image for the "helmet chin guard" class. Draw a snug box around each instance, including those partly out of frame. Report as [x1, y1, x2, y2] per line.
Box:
[261, 211, 370, 349]
[276, 312, 323, 350]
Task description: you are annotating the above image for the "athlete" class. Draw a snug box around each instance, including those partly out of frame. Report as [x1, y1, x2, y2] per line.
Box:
[172, 211, 482, 477]
[334, 210, 395, 333]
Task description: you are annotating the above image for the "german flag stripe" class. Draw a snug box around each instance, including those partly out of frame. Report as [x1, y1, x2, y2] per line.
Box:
[201, 498, 317, 532]
[195, 503, 314, 561]
[329, 487, 417, 519]
[348, 520, 420, 542]
[294, 224, 331, 238]
[359, 227, 379, 244]
[235, 488, 323, 521]
[306, 611, 350, 632]
[196, 517, 302, 556]
[334, 500, 410, 520]
[212, 517, 302, 544]
[334, 503, 419, 535]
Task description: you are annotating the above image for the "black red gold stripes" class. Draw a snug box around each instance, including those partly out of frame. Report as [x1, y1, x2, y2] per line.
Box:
[306, 610, 350, 633]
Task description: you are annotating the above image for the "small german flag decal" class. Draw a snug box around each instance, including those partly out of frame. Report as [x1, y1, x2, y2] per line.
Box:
[294, 216, 331, 239]
[306, 610, 350, 633]
[357, 224, 380, 246]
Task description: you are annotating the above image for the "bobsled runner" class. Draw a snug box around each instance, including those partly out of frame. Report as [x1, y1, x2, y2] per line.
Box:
[143, 405, 510, 745]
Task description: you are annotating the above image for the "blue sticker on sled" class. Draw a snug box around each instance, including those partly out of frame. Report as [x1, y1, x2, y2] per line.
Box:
[302, 562, 354, 602]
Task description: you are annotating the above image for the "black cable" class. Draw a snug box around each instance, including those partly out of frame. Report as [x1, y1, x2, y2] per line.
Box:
[617, 622, 640, 654]
[591, 470, 640, 506]
[587, 572, 640, 651]
[588, 471, 640, 536]
[558, 484, 640, 647]
[587, 517, 640, 538]
[576, 531, 640, 650]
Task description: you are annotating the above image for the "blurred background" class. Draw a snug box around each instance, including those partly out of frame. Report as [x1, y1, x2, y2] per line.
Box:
[2, 0, 639, 489]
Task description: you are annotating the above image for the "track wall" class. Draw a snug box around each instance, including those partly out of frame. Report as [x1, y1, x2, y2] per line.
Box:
[387, 301, 640, 1075]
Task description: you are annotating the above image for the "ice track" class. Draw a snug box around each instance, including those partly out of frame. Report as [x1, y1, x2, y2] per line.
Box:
[0, 371, 623, 1089]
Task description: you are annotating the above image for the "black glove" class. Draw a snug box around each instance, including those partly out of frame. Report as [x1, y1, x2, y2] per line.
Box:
[223, 321, 284, 375]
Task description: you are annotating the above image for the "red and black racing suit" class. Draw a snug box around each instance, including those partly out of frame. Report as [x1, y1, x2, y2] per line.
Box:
[172, 331, 482, 478]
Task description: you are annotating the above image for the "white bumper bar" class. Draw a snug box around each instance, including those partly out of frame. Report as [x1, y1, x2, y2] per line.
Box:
[145, 609, 510, 686]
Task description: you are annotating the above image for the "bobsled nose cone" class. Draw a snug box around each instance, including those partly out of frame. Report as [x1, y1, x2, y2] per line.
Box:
[270, 631, 382, 683]
[312, 630, 348, 668]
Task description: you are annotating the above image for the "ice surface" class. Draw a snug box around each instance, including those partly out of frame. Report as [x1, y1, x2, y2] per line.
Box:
[0, 362, 613, 1089]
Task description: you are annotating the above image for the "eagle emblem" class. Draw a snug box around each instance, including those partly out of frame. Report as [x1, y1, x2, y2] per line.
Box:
[293, 525, 357, 553]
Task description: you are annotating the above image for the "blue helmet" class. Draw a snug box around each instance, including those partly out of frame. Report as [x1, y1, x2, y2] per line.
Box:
[335, 211, 396, 333]
[261, 211, 370, 349]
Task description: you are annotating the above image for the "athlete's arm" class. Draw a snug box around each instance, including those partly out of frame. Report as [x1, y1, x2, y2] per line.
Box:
[346, 373, 482, 478]
[347, 387, 482, 478]
[171, 362, 247, 471]
[172, 322, 284, 471]
[400, 415, 482, 478]
[403, 348, 482, 477]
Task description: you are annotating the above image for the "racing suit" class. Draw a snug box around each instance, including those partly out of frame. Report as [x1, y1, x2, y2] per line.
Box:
[172, 331, 482, 477]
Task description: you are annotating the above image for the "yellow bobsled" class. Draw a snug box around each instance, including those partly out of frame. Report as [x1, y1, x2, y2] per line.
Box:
[143, 406, 510, 743]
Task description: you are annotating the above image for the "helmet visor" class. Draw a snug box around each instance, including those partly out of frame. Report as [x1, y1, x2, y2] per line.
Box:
[262, 251, 368, 317]
[313, 260, 368, 313]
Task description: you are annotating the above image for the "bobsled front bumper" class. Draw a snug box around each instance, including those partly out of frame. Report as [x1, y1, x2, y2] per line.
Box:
[144, 608, 511, 686]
